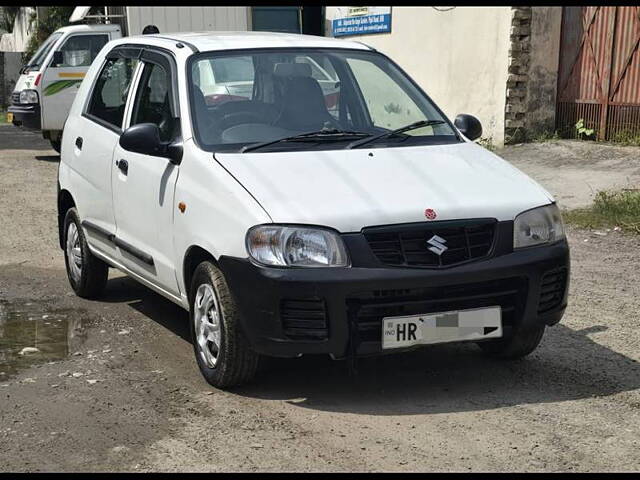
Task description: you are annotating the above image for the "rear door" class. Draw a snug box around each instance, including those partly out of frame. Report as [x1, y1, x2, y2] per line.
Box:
[111, 48, 181, 296]
[41, 33, 110, 131]
[65, 46, 141, 259]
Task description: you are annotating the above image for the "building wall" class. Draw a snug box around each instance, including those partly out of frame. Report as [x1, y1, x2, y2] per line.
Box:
[126, 7, 250, 36]
[526, 7, 562, 137]
[0, 52, 22, 109]
[325, 6, 513, 145]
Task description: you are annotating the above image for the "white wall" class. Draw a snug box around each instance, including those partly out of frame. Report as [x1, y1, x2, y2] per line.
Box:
[325, 6, 513, 145]
[126, 7, 250, 36]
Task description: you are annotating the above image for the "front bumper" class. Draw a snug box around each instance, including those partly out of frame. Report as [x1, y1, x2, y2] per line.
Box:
[219, 236, 570, 359]
[7, 103, 41, 130]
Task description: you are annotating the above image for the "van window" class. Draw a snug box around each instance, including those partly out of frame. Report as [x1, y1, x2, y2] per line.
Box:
[86, 56, 139, 129]
[130, 62, 176, 141]
[24, 32, 63, 72]
[54, 34, 109, 68]
[194, 56, 255, 104]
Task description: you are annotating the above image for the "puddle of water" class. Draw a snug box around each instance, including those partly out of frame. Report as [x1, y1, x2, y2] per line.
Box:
[0, 300, 87, 381]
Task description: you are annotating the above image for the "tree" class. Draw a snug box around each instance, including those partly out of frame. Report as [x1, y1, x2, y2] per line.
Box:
[23, 7, 75, 60]
[0, 6, 21, 33]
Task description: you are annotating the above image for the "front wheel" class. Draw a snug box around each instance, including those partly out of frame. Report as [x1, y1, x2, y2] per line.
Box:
[189, 261, 259, 388]
[63, 208, 109, 298]
[477, 325, 545, 359]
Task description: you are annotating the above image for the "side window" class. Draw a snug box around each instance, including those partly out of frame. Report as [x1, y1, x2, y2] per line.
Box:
[347, 58, 425, 130]
[86, 56, 139, 129]
[130, 62, 175, 141]
[54, 35, 109, 68]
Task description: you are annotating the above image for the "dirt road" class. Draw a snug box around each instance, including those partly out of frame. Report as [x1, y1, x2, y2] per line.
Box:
[1, 125, 639, 472]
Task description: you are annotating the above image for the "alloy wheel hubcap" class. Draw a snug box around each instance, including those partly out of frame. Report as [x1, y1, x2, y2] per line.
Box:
[194, 283, 222, 368]
[66, 222, 82, 283]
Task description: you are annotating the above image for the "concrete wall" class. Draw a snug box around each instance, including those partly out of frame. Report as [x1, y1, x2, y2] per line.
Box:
[0, 52, 22, 109]
[126, 7, 250, 36]
[526, 7, 562, 136]
[325, 6, 513, 145]
[0, 7, 35, 53]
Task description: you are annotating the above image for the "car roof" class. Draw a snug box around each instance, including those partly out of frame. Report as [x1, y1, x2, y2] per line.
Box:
[55, 24, 121, 34]
[123, 31, 373, 53]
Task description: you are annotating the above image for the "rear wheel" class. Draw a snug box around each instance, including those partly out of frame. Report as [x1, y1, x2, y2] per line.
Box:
[50, 138, 61, 154]
[63, 208, 109, 299]
[477, 325, 545, 359]
[189, 261, 259, 388]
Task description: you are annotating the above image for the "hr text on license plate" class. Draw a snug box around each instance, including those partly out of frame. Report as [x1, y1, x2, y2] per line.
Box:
[382, 306, 502, 349]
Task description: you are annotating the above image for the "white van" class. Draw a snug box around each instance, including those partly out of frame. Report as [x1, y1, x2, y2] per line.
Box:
[57, 32, 570, 388]
[7, 24, 121, 152]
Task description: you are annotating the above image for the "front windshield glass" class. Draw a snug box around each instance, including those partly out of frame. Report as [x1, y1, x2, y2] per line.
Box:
[188, 48, 459, 152]
[25, 32, 63, 71]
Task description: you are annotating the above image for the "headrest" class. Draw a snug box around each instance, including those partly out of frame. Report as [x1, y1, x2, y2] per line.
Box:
[273, 62, 312, 78]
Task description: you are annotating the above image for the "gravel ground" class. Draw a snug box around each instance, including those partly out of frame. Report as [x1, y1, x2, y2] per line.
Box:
[0, 125, 639, 472]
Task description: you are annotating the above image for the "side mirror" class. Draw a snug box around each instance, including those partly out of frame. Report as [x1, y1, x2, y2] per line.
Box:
[119, 123, 183, 165]
[52, 50, 64, 67]
[454, 114, 482, 141]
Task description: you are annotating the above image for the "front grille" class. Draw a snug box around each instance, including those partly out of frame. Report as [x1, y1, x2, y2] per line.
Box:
[10, 92, 20, 105]
[363, 220, 496, 268]
[347, 277, 527, 344]
[538, 267, 568, 314]
[281, 298, 328, 341]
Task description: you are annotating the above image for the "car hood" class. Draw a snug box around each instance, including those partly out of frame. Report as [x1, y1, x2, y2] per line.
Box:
[214, 142, 554, 233]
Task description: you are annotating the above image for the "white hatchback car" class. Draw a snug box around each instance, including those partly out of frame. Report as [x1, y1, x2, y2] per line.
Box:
[58, 32, 570, 388]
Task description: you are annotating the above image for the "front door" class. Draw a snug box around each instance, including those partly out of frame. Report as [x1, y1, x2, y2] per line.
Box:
[111, 50, 181, 296]
[41, 33, 109, 132]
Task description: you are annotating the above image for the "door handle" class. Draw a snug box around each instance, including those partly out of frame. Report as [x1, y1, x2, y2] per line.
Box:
[75, 137, 83, 150]
[116, 159, 129, 175]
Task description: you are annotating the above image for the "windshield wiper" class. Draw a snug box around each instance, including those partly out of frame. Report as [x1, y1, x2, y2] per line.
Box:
[346, 119, 446, 149]
[240, 128, 371, 153]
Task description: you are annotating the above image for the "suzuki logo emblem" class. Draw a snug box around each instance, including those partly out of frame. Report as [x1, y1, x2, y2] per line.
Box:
[427, 235, 448, 256]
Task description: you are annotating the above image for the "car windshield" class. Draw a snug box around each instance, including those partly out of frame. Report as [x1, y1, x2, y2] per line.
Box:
[24, 32, 63, 71]
[189, 48, 460, 153]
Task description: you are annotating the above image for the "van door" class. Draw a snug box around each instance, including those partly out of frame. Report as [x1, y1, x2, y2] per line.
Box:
[67, 47, 141, 260]
[111, 49, 181, 296]
[41, 33, 109, 132]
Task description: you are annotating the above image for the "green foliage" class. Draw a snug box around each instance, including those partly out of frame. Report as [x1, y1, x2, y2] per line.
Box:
[530, 130, 560, 143]
[575, 118, 595, 139]
[563, 189, 640, 234]
[477, 136, 496, 152]
[0, 6, 21, 33]
[610, 129, 640, 147]
[23, 7, 75, 61]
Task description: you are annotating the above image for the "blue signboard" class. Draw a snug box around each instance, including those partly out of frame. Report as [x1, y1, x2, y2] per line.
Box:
[332, 12, 392, 37]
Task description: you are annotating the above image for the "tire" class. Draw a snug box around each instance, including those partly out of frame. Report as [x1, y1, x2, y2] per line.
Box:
[63, 208, 109, 299]
[50, 138, 61, 154]
[477, 325, 545, 359]
[189, 261, 259, 388]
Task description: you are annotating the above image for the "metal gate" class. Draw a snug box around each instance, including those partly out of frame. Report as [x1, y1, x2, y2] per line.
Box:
[556, 6, 640, 140]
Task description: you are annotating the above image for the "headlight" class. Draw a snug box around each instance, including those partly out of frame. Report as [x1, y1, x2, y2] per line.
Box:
[19, 89, 39, 104]
[514, 204, 565, 249]
[246, 225, 350, 267]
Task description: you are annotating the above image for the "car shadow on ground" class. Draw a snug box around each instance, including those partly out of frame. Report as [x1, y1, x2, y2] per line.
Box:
[102, 276, 640, 416]
[35, 155, 60, 162]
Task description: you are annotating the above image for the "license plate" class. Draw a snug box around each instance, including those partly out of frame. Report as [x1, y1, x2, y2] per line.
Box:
[6, 112, 13, 123]
[382, 306, 502, 350]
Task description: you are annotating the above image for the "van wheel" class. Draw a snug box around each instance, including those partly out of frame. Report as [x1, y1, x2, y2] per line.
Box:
[50, 138, 61, 154]
[63, 208, 109, 298]
[477, 325, 545, 359]
[189, 261, 259, 388]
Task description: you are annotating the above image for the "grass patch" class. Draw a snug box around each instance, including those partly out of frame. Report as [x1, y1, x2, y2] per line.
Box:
[563, 189, 640, 234]
[530, 130, 560, 143]
[0, 110, 6, 123]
